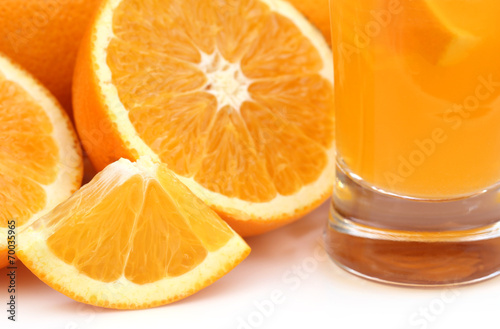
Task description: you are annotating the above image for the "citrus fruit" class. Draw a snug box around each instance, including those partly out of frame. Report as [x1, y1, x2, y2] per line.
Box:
[0, 53, 83, 269]
[424, 0, 497, 37]
[286, 0, 331, 46]
[0, 0, 101, 112]
[18, 157, 251, 309]
[73, 0, 335, 237]
[387, 0, 498, 103]
[394, 0, 478, 66]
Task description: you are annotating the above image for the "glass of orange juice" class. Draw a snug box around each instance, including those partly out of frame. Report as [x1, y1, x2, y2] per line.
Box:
[326, 0, 500, 285]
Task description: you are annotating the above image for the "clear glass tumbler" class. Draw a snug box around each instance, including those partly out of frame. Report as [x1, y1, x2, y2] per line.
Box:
[326, 0, 500, 285]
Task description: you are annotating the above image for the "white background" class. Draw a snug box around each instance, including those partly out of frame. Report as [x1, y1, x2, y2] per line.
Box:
[1, 201, 499, 329]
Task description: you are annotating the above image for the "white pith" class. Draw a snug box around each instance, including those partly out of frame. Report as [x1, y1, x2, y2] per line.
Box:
[92, 0, 335, 220]
[200, 51, 252, 111]
[0, 54, 82, 252]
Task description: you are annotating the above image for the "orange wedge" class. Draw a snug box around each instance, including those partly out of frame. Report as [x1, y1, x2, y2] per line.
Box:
[73, 0, 335, 236]
[384, 0, 492, 102]
[18, 157, 251, 309]
[0, 53, 82, 269]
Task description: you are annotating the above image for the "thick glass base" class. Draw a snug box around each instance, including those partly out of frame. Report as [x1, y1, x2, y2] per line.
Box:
[326, 166, 500, 286]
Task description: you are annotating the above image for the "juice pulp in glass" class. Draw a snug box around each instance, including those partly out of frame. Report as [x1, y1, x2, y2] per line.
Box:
[332, 0, 500, 199]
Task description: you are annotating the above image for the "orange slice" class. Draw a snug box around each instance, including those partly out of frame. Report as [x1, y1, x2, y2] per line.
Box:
[424, 0, 497, 37]
[73, 0, 335, 236]
[385, 0, 490, 102]
[18, 157, 250, 309]
[395, 0, 478, 66]
[0, 53, 82, 269]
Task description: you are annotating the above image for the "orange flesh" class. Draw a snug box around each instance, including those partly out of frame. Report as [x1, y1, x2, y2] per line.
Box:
[107, 0, 334, 203]
[332, 0, 500, 198]
[46, 165, 233, 284]
[0, 73, 59, 227]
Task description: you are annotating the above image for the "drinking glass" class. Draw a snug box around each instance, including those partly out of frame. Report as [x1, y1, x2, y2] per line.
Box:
[326, 0, 500, 285]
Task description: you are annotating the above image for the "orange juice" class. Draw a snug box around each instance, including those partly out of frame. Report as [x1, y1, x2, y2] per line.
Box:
[332, 0, 500, 198]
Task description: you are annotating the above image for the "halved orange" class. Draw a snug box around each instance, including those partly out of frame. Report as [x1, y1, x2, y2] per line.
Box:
[0, 53, 82, 269]
[73, 0, 335, 236]
[18, 157, 250, 309]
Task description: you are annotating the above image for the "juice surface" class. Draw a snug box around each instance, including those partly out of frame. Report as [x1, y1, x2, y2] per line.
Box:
[332, 0, 500, 198]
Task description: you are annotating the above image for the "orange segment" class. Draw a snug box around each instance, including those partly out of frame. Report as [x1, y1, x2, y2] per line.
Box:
[215, 0, 271, 62]
[0, 79, 52, 133]
[0, 53, 82, 269]
[73, 0, 334, 236]
[112, 1, 201, 63]
[0, 135, 58, 184]
[19, 157, 250, 309]
[124, 180, 208, 282]
[177, 0, 220, 54]
[0, 77, 58, 185]
[194, 106, 277, 202]
[241, 102, 328, 196]
[249, 74, 335, 147]
[241, 13, 323, 78]
[107, 41, 206, 108]
[157, 165, 234, 251]
[47, 176, 144, 283]
[0, 173, 46, 227]
[129, 92, 217, 177]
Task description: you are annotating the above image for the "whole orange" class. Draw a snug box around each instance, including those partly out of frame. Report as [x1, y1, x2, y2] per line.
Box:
[0, 0, 101, 113]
